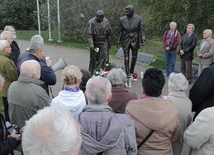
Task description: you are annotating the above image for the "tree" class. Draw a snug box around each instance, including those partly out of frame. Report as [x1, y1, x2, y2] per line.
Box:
[0, 0, 39, 30]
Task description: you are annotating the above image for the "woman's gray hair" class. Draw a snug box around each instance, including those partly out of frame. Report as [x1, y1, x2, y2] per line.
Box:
[86, 76, 112, 104]
[168, 73, 188, 92]
[0, 40, 9, 51]
[106, 68, 126, 86]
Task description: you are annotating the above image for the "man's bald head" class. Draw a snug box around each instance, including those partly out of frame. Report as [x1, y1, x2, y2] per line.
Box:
[20, 60, 41, 79]
[125, 5, 134, 18]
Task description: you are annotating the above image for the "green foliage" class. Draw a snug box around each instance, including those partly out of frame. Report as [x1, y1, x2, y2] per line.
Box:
[138, 0, 214, 38]
[0, 0, 39, 30]
[43, 0, 131, 43]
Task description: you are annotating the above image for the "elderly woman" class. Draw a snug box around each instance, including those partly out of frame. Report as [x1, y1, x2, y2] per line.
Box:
[125, 68, 180, 155]
[51, 65, 86, 117]
[167, 73, 192, 155]
[0, 40, 18, 122]
[106, 68, 137, 113]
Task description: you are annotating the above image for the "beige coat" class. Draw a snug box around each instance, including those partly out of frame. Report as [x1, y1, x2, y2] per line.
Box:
[167, 91, 192, 155]
[198, 38, 214, 66]
[125, 98, 180, 155]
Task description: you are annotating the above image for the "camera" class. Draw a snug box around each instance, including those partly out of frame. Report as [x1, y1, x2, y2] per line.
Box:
[169, 40, 174, 48]
[6, 121, 20, 134]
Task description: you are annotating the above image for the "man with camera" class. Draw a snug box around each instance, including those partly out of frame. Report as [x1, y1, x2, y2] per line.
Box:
[179, 23, 197, 84]
[162, 21, 181, 77]
[0, 74, 21, 155]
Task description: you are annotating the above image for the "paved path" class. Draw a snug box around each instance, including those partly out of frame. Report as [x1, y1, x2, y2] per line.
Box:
[17, 40, 195, 98]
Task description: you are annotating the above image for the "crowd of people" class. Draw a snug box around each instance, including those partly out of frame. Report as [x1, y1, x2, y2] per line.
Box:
[0, 4, 214, 155]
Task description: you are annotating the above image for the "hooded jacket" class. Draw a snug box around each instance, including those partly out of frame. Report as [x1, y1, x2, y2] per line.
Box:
[125, 98, 180, 155]
[75, 104, 137, 155]
[51, 89, 86, 118]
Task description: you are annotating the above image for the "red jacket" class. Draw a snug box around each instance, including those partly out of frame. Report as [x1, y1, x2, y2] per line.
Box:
[162, 30, 180, 52]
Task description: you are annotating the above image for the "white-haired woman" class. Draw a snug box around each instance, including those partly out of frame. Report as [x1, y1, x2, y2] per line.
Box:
[106, 68, 137, 113]
[0, 40, 18, 122]
[51, 65, 86, 117]
[167, 73, 192, 155]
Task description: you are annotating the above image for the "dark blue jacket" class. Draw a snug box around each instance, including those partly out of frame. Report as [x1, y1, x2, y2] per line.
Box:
[18, 53, 56, 94]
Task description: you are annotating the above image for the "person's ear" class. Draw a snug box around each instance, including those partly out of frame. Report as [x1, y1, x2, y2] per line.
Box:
[107, 93, 112, 104]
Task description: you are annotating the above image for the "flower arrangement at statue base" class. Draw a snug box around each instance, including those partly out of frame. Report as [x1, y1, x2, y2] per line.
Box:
[93, 62, 122, 77]
[93, 62, 139, 88]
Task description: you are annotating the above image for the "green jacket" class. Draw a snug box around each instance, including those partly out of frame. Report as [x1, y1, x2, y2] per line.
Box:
[0, 52, 18, 97]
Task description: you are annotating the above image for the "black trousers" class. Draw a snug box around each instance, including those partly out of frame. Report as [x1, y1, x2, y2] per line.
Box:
[2, 97, 10, 122]
[123, 46, 138, 76]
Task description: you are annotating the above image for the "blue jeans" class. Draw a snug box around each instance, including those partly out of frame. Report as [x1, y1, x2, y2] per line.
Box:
[164, 50, 176, 76]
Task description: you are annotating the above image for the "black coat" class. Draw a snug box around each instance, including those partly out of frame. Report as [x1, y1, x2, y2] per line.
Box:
[189, 63, 214, 120]
[0, 113, 19, 155]
[179, 33, 197, 60]
[118, 14, 145, 50]
[10, 40, 20, 66]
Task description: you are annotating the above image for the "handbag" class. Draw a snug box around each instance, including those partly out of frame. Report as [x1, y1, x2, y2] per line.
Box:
[137, 130, 154, 149]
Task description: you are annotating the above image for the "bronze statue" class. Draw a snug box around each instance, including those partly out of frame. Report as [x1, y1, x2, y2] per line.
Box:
[86, 10, 112, 74]
[118, 5, 145, 77]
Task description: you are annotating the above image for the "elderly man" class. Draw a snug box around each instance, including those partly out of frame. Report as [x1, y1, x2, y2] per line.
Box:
[4, 25, 20, 66]
[86, 10, 112, 75]
[75, 76, 137, 154]
[118, 5, 145, 78]
[179, 23, 197, 84]
[0, 31, 19, 66]
[162, 21, 180, 77]
[8, 60, 50, 129]
[22, 105, 82, 155]
[197, 29, 214, 76]
[18, 41, 56, 94]
[17, 34, 45, 67]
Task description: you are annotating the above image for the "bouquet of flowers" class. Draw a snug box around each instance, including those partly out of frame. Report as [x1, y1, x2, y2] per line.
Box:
[93, 62, 123, 77]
